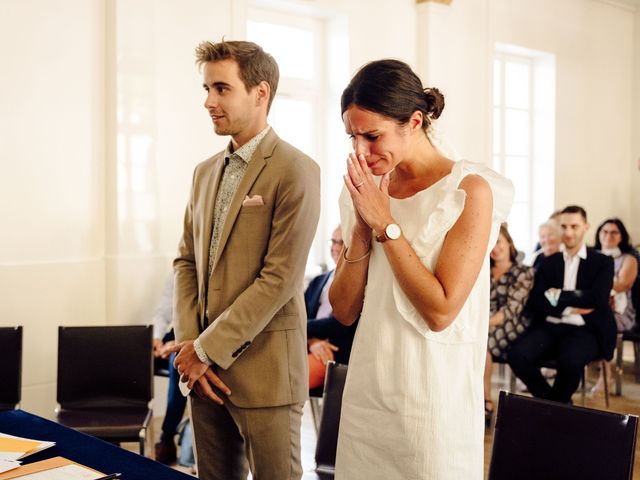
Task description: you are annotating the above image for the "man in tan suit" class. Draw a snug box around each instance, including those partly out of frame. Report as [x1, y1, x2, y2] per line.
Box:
[171, 40, 320, 480]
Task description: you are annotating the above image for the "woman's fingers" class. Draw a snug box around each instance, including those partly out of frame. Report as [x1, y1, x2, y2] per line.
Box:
[347, 153, 371, 191]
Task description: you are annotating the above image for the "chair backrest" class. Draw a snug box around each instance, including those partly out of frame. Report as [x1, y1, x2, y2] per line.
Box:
[488, 391, 638, 480]
[315, 361, 348, 474]
[0, 326, 22, 410]
[57, 325, 153, 409]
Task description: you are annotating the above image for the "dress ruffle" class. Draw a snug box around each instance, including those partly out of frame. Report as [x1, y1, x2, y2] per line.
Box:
[391, 160, 514, 339]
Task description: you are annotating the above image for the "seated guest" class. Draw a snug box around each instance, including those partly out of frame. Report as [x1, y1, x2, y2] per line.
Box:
[595, 218, 638, 331]
[508, 205, 616, 403]
[485, 224, 534, 426]
[533, 219, 563, 272]
[306, 226, 357, 389]
[591, 218, 638, 393]
[152, 275, 192, 466]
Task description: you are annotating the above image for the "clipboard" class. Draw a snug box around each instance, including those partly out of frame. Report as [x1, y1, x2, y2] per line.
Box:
[0, 456, 104, 479]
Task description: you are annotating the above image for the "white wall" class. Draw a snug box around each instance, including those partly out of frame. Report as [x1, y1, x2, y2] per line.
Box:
[0, 0, 637, 417]
[0, 0, 107, 416]
[631, 4, 640, 244]
[416, 0, 638, 244]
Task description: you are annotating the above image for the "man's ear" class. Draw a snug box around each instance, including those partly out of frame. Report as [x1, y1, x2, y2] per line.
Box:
[255, 81, 271, 108]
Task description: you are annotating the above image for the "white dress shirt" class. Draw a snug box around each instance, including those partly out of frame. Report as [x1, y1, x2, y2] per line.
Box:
[315, 271, 335, 319]
[546, 243, 588, 326]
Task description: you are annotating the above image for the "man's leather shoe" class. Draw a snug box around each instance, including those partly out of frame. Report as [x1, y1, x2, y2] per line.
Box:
[155, 440, 177, 465]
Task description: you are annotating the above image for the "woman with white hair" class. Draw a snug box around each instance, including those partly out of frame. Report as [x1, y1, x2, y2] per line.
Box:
[533, 219, 563, 272]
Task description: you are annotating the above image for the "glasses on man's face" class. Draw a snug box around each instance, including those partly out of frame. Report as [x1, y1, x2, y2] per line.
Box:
[328, 239, 344, 247]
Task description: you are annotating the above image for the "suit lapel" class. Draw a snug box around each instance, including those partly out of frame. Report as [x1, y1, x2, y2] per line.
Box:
[211, 130, 278, 272]
[575, 249, 590, 289]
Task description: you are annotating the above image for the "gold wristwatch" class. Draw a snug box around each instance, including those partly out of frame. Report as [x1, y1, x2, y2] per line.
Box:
[375, 223, 402, 243]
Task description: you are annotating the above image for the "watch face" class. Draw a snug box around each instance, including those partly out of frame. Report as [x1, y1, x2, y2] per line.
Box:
[386, 223, 401, 240]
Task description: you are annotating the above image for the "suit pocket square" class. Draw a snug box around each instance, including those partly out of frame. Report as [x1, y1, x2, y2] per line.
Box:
[242, 195, 264, 207]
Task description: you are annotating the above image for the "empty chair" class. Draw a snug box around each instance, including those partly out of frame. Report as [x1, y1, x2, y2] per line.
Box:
[0, 326, 23, 410]
[314, 361, 348, 479]
[488, 391, 638, 480]
[55, 325, 153, 455]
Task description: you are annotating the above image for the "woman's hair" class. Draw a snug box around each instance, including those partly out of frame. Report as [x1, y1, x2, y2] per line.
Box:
[341, 59, 444, 131]
[491, 223, 518, 267]
[538, 219, 562, 238]
[594, 218, 633, 253]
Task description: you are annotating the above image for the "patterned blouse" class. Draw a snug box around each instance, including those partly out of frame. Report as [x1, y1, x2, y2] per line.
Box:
[488, 262, 534, 361]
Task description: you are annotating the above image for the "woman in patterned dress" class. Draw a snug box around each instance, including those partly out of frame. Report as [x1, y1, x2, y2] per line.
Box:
[484, 223, 533, 425]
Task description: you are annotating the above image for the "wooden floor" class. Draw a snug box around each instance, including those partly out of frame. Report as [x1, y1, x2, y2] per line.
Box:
[127, 347, 640, 479]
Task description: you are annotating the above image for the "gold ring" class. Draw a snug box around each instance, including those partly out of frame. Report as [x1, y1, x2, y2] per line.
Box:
[354, 181, 364, 188]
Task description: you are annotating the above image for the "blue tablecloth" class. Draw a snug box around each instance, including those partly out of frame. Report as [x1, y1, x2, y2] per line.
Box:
[0, 410, 193, 480]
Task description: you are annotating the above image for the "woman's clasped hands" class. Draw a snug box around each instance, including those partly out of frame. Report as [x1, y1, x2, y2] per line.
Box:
[343, 153, 393, 236]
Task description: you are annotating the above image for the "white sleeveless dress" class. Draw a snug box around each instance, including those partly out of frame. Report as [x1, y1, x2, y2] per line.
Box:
[335, 160, 513, 480]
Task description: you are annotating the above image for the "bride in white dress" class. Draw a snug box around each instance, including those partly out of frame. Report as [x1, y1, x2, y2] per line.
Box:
[329, 59, 513, 480]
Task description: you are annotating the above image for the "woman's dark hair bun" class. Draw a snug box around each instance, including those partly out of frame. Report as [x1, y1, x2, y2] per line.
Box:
[423, 88, 445, 120]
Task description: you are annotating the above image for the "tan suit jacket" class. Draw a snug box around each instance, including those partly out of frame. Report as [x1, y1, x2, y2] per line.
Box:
[173, 129, 320, 408]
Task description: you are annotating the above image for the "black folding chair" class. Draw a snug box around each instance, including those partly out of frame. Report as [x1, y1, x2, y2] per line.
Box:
[55, 325, 153, 455]
[313, 361, 348, 479]
[488, 391, 637, 480]
[0, 326, 23, 410]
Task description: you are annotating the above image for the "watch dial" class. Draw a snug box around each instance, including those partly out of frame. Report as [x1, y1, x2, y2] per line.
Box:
[387, 224, 401, 239]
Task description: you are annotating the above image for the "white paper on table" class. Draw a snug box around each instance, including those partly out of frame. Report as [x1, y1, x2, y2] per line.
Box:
[0, 433, 55, 461]
[3, 464, 104, 480]
[0, 460, 20, 474]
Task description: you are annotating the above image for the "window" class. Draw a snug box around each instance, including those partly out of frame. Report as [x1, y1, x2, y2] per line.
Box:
[493, 44, 556, 257]
[247, 7, 348, 274]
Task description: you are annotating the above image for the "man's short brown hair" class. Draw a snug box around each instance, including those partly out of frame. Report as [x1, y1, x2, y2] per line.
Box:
[195, 40, 279, 112]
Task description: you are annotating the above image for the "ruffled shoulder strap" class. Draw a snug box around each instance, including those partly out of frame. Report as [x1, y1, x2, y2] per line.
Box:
[394, 160, 514, 339]
[450, 160, 514, 230]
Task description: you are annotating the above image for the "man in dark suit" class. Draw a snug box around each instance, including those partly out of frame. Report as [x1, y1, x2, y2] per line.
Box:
[509, 205, 616, 403]
[305, 226, 357, 388]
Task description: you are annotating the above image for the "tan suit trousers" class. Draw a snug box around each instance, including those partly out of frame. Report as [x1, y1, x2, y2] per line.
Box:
[190, 395, 303, 480]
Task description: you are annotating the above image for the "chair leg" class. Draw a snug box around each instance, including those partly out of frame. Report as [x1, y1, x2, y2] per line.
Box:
[509, 369, 516, 393]
[309, 397, 322, 435]
[602, 360, 610, 409]
[634, 342, 640, 382]
[139, 427, 147, 456]
[615, 333, 623, 396]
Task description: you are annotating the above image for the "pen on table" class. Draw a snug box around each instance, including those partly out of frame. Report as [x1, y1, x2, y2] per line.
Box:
[94, 474, 121, 480]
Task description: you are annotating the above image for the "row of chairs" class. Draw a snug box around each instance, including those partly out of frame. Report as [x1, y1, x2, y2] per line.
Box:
[0, 325, 153, 455]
